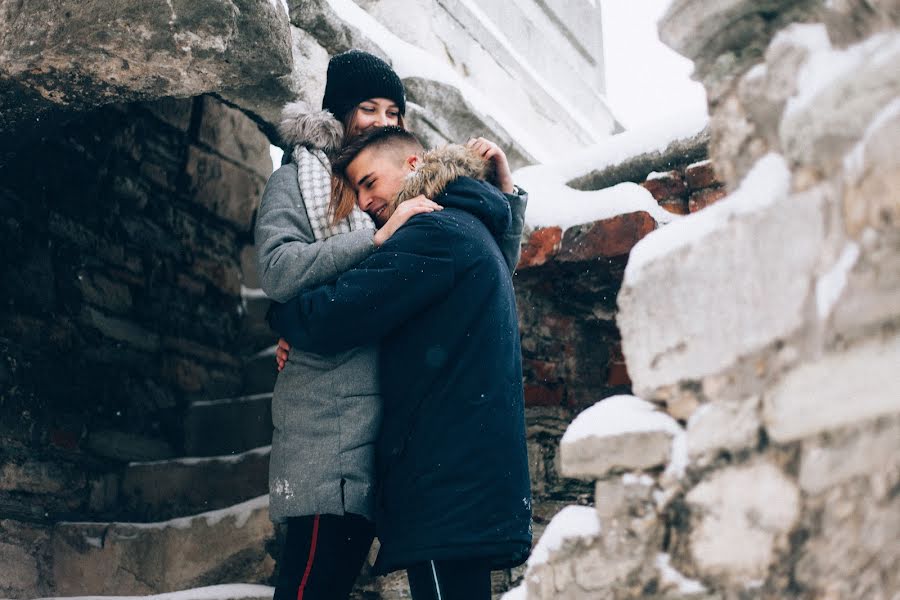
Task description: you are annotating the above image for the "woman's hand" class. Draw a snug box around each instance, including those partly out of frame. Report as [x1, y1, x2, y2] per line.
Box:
[373, 195, 443, 247]
[275, 337, 291, 372]
[467, 137, 514, 194]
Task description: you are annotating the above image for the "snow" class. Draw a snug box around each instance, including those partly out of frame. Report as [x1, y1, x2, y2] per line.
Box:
[784, 27, 899, 117]
[269, 145, 284, 173]
[38, 584, 274, 600]
[816, 242, 860, 319]
[500, 585, 527, 600]
[527, 505, 601, 568]
[512, 110, 706, 229]
[655, 553, 708, 595]
[325, 0, 551, 161]
[625, 153, 791, 283]
[128, 445, 271, 468]
[622, 472, 655, 486]
[61, 495, 268, 532]
[562, 395, 688, 478]
[241, 285, 269, 300]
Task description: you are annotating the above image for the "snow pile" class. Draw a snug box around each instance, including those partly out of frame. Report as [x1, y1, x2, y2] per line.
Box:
[655, 553, 708, 595]
[562, 395, 688, 478]
[625, 153, 791, 283]
[38, 584, 274, 600]
[514, 110, 707, 229]
[527, 505, 602, 568]
[129, 445, 271, 468]
[499, 585, 527, 600]
[843, 97, 900, 182]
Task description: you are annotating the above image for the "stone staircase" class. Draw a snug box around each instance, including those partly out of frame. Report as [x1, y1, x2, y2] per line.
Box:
[45, 250, 280, 598]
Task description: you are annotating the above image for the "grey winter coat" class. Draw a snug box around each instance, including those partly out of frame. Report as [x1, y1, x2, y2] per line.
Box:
[255, 104, 527, 523]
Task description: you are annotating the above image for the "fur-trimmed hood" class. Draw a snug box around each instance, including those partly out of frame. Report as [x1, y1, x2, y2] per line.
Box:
[277, 100, 344, 154]
[398, 144, 510, 236]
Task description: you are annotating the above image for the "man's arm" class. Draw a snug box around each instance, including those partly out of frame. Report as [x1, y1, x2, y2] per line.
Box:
[269, 218, 455, 355]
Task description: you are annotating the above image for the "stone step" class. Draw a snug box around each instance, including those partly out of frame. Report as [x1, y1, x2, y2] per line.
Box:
[237, 287, 275, 355]
[51, 496, 274, 596]
[241, 347, 278, 396]
[183, 394, 272, 457]
[120, 446, 271, 521]
[39, 583, 274, 600]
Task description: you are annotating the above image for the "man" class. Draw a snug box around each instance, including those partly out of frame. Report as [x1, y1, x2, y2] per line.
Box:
[269, 127, 531, 600]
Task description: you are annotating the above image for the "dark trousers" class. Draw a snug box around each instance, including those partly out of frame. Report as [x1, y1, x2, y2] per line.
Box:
[406, 559, 492, 600]
[273, 513, 375, 600]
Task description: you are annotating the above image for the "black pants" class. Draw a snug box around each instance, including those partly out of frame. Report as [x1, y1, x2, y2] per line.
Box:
[273, 513, 375, 600]
[407, 559, 492, 600]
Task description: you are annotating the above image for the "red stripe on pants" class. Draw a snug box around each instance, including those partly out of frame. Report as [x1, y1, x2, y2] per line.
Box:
[297, 514, 321, 600]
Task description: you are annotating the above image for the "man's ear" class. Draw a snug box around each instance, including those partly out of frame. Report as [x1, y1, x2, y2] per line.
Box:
[405, 155, 419, 171]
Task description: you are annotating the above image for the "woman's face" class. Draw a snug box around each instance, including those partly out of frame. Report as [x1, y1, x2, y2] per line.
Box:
[348, 98, 401, 137]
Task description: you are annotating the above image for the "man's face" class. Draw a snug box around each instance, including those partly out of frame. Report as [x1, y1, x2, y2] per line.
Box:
[345, 146, 411, 227]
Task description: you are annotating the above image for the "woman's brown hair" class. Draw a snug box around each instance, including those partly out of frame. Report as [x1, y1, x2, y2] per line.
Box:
[328, 108, 407, 225]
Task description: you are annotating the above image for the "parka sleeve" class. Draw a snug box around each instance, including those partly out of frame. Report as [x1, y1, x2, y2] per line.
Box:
[268, 218, 455, 355]
[254, 164, 376, 303]
[496, 187, 528, 274]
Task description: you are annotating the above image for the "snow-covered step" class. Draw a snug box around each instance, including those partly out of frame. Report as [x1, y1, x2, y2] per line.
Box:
[50, 496, 274, 596]
[183, 393, 272, 457]
[241, 347, 278, 396]
[120, 446, 270, 521]
[38, 583, 274, 600]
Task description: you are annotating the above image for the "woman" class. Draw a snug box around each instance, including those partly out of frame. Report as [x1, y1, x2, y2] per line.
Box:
[255, 50, 527, 599]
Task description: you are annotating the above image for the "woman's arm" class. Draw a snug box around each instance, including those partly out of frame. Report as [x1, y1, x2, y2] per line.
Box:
[254, 163, 376, 303]
[497, 187, 527, 273]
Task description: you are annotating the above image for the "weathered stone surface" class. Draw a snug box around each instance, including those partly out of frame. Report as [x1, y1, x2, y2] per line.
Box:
[79, 306, 160, 354]
[779, 30, 900, 172]
[518, 227, 563, 269]
[121, 446, 270, 521]
[686, 397, 760, 459]
[51, 495, 274, 595]
[0, 540, 40, 595]
[86, 430, 175, 463]
[0, 0, 293, 137]
[619, 156, 826, 396]
[559, 212, 657, 261]
[185, 145, 266, 232]
[560, 397, 680, 480]
[685, 461, 800, 582]
[763, 332, 900, 443]
[794, 468, 900, 600]
[798, 416, 900, 495]
[197, 97, 273, 177]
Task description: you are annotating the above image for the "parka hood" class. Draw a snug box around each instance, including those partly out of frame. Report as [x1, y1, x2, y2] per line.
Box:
[277, 101, 344, 154]
[397, 144, 510, 236]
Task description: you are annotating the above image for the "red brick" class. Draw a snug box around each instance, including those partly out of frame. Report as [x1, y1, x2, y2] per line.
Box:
[658, 198, 689, 215]
[524, 383, 565, 407]
[524, 359, 561, 382]
[640, 170, 686, 201]
[689, 187, 728, 213]
[559, 211, 657, 261]
[518, 227, 562, 269]
[685, 160, 719, 190]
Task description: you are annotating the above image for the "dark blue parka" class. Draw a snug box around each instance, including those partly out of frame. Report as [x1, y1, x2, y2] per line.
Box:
[269, 153, 532, 575]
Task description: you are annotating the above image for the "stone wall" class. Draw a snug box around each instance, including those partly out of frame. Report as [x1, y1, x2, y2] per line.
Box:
[0, 96, 272, 597]
[510, 2, 900, 599]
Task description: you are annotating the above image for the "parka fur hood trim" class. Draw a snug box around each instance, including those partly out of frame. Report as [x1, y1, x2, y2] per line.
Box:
[396, 144, 492, 204]
[277, 101, 344, 154]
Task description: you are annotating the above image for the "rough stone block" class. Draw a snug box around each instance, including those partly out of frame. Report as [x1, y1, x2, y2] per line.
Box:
[560, 396, 682, 480]
[798, 416, 900, 495]
[618, 154, 825, 396]
[185, 145, 265, 232]
[198, 97, 273, 177]
[143, 97, 194, 132]
[50, 496, 274, 595]
[79, 306, 160, 353]
[687, 396, 760, 459]
[763, 332, 900, 443]
[0, 540, 40, 596]
[685, 461, 800, 582]
[658, 197, 690, 215]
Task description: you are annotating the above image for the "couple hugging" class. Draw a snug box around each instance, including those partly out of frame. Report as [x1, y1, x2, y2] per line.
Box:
[255, 49, 531, 600]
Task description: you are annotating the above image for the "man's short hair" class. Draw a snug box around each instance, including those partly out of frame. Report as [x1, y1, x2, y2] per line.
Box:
[332, 126, 424, 178]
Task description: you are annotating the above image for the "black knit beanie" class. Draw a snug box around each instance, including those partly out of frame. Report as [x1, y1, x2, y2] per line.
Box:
[321, 49, 406, 122]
